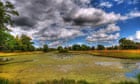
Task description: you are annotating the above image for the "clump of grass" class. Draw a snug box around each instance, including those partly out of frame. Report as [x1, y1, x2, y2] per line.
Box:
[0, 78, 21, 84]
[0, 78, 9, 84]
[37, 78, 94, 84]
[0, 78, 94, 84]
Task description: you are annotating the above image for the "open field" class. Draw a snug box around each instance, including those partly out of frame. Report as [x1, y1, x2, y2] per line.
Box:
[0, 51, 140, 84]
[0, 52, 42, 57]
[71, 50, 140, 59]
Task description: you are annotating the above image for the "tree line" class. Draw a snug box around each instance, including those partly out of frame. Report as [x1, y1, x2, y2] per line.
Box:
[0, 33, 35, 52]
[53, 38, 140, 53]
[1, 35, 140, 52]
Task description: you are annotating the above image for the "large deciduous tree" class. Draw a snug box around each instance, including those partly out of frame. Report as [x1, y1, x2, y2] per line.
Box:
[119, 38, 137, 49]
[72, 44, 81, 50]
[0, 1, 18, 51]
[20, 34, 35, 51]
[0, 30, 16, 51]
[97, 45, 105, 50]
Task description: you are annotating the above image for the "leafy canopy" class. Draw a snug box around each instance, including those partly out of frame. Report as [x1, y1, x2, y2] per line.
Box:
[0, 0, 18, 30]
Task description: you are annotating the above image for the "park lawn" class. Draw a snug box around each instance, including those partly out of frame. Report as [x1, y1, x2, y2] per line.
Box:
[71, 50, 140, 59]
[0, 52, 130, 84]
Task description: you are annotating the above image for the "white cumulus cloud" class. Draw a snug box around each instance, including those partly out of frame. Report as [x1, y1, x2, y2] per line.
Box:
[99, 1, 113, 8]
[128, 31, 140, 42]
[86, 24, 120, 42]
[2, 0, 140, 46]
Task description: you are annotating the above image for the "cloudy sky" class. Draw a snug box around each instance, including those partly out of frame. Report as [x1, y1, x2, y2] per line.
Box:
[3, 0, 140, 47]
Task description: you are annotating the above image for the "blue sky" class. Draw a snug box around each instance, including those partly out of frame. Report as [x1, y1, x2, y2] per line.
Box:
[6, 0, 140, 47]
[67, 0, 140, 47]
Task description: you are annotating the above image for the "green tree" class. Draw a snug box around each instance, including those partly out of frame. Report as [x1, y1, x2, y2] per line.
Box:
[57, 46, 63, 51]
[97, 45, 105, 50]
[72, 44, 81, 50]
[43, 44, 49, 52]
[119, 38, 137, 49]
[4, 33, 16, 51]
[57, 46, 68, 53]
[20, 34, 34, 51]
[0, 1, 18, 51]
[0, 30, 7, 50]
[14, 35, 22, 50]
[0, 30, 16, 51]
[0, 1, 18, 30]
[81, 44, 90, 50]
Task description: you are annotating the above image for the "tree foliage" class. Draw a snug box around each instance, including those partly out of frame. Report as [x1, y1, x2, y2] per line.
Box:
[0, 30, 16, 51]
[0, 33, 35, 52]
[97, 45, 105, 50]
[0, 1, 20, 52]
[19, 34, 35, 51]
[81, 44, 90, 50]
[57, 46, 68, 53]
[119, 38, 137, 49]
[43, 44, 49, 52]
[0, 1, 18, 30]
[72, 44, 81, 50]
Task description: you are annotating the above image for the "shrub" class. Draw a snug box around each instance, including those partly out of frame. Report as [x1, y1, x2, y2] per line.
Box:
[58, 49, 68, 53]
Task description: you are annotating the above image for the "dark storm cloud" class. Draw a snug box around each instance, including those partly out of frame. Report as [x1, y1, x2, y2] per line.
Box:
[63, 8, 124, 26]
[14, 17, 36, 28]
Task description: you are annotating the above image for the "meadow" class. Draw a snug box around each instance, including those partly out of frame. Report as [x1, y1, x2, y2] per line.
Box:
[73, 50, 140, 59]
[0, 50, 140, 84]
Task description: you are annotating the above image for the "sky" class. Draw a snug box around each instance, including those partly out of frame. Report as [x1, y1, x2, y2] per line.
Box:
[3, 0, 140, 47]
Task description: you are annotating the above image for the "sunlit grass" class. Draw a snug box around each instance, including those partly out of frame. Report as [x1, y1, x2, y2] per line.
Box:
[0, 52, 130, 84]
[71, 50, 140, 59]
[0, 51, 42, 57]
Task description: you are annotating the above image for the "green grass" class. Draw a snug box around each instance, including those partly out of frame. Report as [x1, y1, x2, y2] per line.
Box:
[0, 52, 139, 84]
[0, 78, 21, 84]
[72, 50, 140, 59]
[0, 78, 94, 84]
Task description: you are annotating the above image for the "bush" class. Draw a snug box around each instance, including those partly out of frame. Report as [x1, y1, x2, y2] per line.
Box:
[58, 49, 68, 53]
[57, 46, 68, 53]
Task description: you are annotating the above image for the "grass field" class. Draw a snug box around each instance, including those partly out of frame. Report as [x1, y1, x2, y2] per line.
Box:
[72, 50, 140, 59]
[0, 51, 140, 84]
